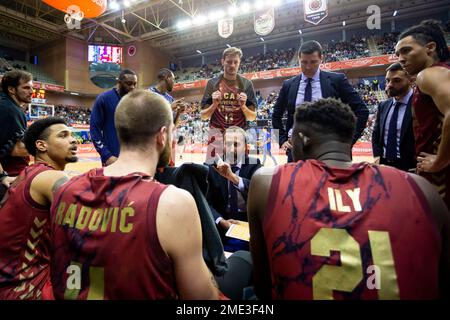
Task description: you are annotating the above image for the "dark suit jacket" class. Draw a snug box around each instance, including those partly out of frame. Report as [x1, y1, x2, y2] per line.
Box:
[272, 70, 369, 145]
[206, 157, 262, 222]
[372, 96, 416, 171]
[155, 163, 228, 276]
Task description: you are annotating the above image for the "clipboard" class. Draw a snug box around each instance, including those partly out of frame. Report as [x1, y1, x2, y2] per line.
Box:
[225, 221, 250, 242]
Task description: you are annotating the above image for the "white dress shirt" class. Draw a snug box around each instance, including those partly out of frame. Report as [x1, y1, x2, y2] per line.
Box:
[295, 69, 323, 107]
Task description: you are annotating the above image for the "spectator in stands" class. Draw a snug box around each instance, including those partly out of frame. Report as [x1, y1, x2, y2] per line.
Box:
[90, 68, 137, 166]
[54, 105, 91, 125]
[272, 40, 368, 162]
[0, 70, 32, 188]
[200, 47, 257, 161]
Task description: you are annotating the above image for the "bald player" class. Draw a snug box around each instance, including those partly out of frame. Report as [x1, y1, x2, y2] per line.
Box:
[0, 117, 77, 299]
[248, 98, 450, 300]
[50, 90, 219, 300]
[395, 20, 450, 209]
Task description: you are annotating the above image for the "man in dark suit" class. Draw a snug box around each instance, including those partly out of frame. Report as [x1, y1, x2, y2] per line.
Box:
[272, 40, 369, 162]
[206, 126, 262, 232]
[372, 62, 416, 171]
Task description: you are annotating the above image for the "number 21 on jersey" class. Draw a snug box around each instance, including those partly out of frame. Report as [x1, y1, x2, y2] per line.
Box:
[311, 228, 400, 300]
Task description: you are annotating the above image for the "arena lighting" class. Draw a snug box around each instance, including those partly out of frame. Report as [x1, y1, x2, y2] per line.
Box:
[260, 37, 265, 42]
[109, 1, 120, 10]
[271, 0, 282, 7]
[255, 0, 266, 10]
[228, 5, 238, 17]
[176, 19, 192, 29]
[226, 44, 231, 48]
[343, 21, 346, 26]
[208, 10, 225, 21]
[196, 50, 202, 54]
[393, 10, 398, 16]
[123, 0, 130, 8]
[298, 29, 302, 34]
[193, 14, 207, 26]
[240, 2, 251, 13]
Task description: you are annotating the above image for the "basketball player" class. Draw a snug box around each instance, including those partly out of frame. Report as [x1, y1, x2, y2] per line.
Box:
[395, 20, 450, 208]
[50, 90, 219, 300]
[200, 47, 257, 161]
[0, 117, 77, 300]
[248, 98, 449, 299]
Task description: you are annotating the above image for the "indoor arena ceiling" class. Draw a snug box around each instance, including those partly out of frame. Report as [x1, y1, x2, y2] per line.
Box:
[0, 0, 448, 58]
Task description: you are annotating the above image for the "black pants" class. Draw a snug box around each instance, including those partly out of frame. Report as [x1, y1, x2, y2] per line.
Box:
[215, 250, 253, 300]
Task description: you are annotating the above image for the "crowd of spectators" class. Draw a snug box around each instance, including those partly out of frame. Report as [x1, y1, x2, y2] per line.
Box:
[54, 105, 91, 125]
[240, 48, 296, 73]
[321, 37, 370, 62]
[175, 35, 378, 82]
[375, 32, 400, 55]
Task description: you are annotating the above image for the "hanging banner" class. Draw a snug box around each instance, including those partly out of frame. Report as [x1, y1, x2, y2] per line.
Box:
[218, 17, 233, 38]
[254, 7, 275, 36]
[304, 0, 328, 25]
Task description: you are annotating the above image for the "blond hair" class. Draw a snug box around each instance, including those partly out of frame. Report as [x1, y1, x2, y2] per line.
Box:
[222, 47, 243, 60]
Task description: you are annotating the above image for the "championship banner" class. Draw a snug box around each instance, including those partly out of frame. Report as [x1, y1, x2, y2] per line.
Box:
[218, 17, 233, 38]
[254, 7, 275, 36]
[304, 0, 328, 25]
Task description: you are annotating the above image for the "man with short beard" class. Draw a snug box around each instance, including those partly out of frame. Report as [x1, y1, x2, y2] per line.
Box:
[0, 117, 78, 300]
[0, 70, 34, 187]
[90, 68, 137, 166]
[372, 62, 416, 171]
[50, 90, 219, 300]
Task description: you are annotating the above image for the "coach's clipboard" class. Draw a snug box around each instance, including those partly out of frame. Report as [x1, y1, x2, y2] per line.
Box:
[225, 221, 250, 242]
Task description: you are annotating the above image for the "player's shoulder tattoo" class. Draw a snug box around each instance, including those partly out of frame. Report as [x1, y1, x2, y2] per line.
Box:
[52, 175, 69, 193]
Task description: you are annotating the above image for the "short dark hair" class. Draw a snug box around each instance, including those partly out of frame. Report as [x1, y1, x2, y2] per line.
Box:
[399, 20, 450, 62]
[23, 117, 67, 156]
[157, 68, 174, 81]
[294, 98, 356, 143]
[386, 62, 405, 73]
[1, 69, 33, 93]
[118, 68, 136, 81]
[299, 40, 323, 56]
[115, 89, 172, 148]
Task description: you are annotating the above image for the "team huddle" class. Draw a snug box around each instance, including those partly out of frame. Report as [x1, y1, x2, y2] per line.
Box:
[0, 20, 449, 300]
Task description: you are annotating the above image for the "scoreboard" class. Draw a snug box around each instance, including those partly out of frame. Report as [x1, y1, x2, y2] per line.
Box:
[88, 45, 123, 64]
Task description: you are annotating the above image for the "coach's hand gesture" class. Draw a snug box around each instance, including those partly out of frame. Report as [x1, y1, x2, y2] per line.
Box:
[214, 160, 239, 185]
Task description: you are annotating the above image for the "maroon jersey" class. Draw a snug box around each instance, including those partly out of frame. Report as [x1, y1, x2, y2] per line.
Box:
[0, 163, 54, 300]
[412, 62, 450, 208]
[1, 155, 30, 176]
[210, 78, 247, 130]
[50, 168, 177, 300]
[263, 160, 441, 300]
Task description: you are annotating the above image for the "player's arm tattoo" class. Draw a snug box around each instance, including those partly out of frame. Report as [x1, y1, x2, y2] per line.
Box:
[52, 176, 69, 193]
